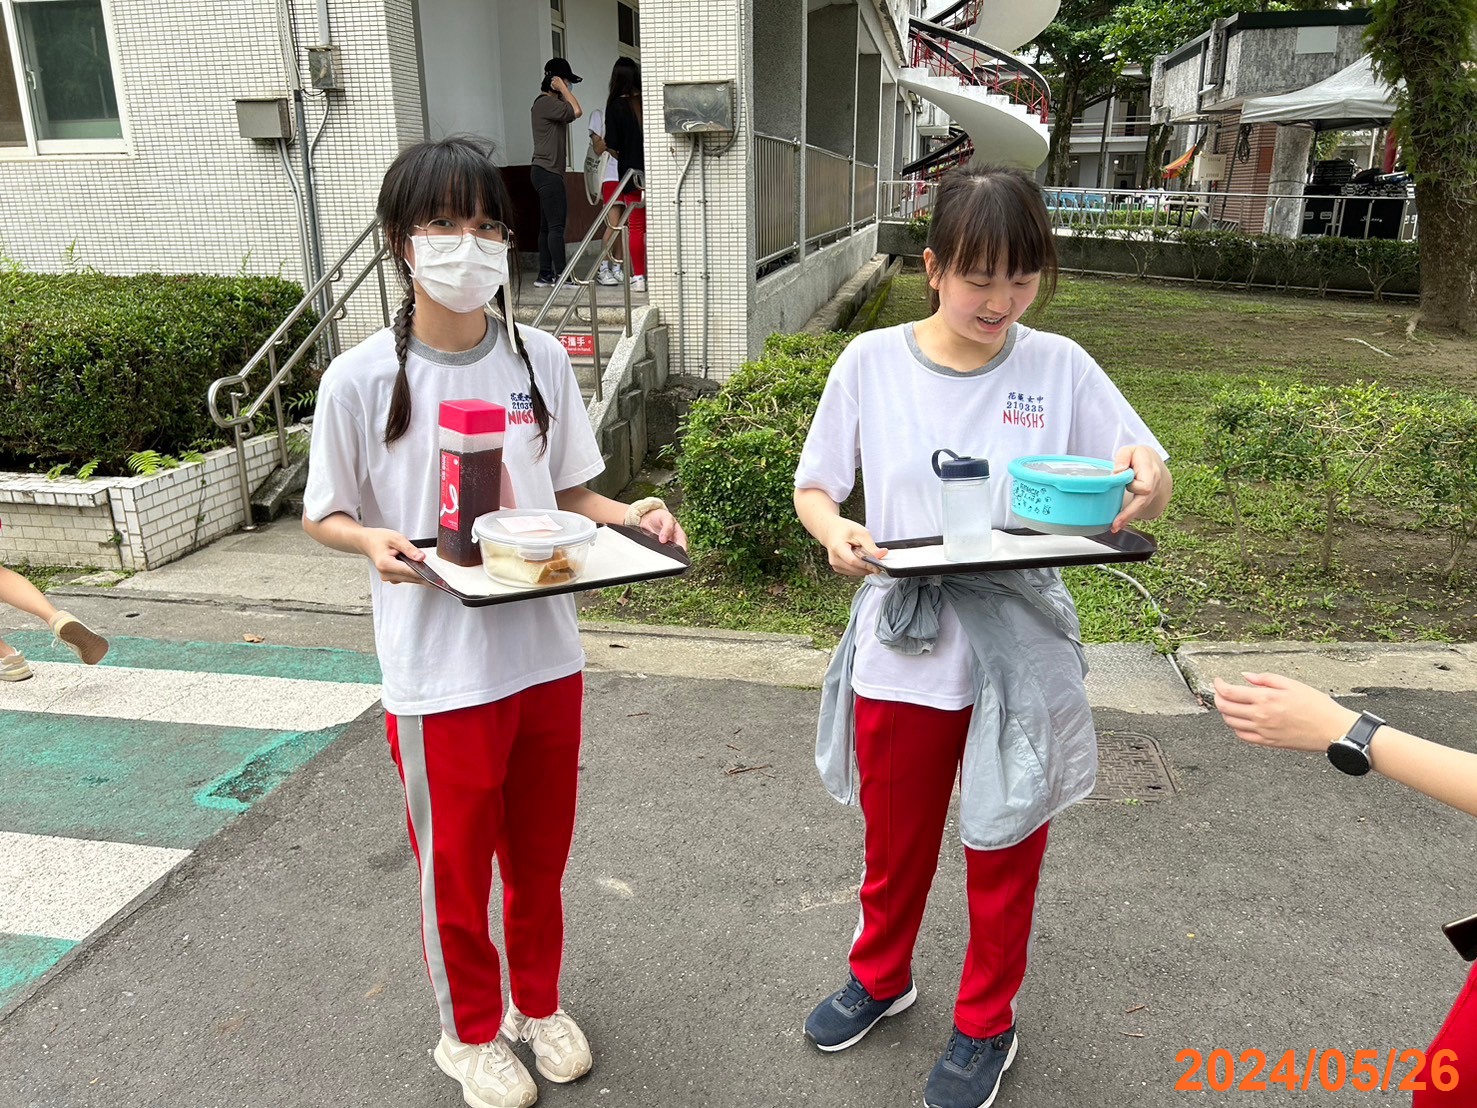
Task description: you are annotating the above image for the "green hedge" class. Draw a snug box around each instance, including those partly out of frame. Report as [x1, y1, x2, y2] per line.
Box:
[677, 331, 852, 580]
[0, 270, 317, 474]
[1064, 227, 1420, 299]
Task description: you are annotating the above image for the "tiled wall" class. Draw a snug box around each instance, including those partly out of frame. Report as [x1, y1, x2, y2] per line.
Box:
[0, 0, 423, 350]
[0, 432, 282, 570]
[638, 0, 751, 380]
[0, 485, 120, 568]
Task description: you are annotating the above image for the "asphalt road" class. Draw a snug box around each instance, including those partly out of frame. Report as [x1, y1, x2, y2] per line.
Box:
[2, 606, 1473, 1108]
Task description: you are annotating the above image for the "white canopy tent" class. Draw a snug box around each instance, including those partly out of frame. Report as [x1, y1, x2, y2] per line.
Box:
[1240, 56, 1400, 131]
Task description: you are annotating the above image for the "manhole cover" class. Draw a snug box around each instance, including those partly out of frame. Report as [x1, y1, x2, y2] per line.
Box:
[1087, 730, 1176, 802]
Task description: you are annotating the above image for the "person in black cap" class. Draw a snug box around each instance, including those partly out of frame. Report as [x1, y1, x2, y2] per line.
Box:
[531, 59, 583, 287]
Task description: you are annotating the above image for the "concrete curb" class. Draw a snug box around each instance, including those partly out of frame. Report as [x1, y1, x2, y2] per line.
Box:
[1175, 640, 1477, 699]
[26, 580, 1477, 701]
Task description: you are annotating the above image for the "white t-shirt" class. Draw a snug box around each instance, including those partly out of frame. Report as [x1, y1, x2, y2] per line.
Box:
[794, 322, 1166, 711]
[587, 108, 620, 184]
[304, 318, 604, 716]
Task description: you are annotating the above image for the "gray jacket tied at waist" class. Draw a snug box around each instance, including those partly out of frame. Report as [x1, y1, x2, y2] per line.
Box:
[817, 568, 1097, 850]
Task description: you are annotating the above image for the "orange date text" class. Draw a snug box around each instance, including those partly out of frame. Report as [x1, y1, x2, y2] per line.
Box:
[1174, 1048, 1460, 1093]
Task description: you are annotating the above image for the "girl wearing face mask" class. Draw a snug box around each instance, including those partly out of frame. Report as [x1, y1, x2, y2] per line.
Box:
[302, 136, 684, 1108]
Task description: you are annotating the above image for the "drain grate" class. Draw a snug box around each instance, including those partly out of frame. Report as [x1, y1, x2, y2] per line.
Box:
[1087, 730, 1176, 802]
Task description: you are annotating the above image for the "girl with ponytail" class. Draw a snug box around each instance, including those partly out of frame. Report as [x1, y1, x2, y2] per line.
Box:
[301, 136, 684, 1108]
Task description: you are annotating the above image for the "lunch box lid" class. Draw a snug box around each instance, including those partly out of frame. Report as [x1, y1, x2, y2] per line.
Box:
[472, 508, 597, 559]
[1007, 455, 1134, 494]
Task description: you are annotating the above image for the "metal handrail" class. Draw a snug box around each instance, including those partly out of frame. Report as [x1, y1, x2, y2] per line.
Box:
[207, 218, 392, 530]
[531, 167, 639, 329]
[530, 167, 643, 405]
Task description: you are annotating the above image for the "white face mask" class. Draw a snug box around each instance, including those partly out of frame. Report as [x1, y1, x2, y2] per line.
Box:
[409, 234, 510, 314]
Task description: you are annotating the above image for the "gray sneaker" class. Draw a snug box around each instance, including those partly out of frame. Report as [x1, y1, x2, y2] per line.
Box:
[924, 1026, 1019, 1108]
[804, 972, 917, 1052]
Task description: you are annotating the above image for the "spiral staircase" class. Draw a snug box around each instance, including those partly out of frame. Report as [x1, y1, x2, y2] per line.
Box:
[900, 0, 1059, 178]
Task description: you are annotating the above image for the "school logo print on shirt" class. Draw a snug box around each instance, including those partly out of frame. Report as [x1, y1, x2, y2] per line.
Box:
[1003, 391, 1047, 430]
[509, 390, 538, 426]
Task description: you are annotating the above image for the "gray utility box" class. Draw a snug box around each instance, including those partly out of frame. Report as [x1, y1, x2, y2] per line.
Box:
[662, 81, 735, 134]
[308, 46, 342, 91]
[235, 97, 292, 141]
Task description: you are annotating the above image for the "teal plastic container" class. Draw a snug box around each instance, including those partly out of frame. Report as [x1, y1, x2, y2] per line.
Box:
[1007, 455, 1134, 536]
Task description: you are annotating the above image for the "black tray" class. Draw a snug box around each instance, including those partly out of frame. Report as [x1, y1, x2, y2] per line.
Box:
[400, 524, 690, 607]
[860, 527, 1156, 577]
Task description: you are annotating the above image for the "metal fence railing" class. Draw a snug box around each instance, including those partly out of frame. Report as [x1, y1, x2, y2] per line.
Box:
[755, 133, 800, 267]
[853, 162, 878, 226]
[1039, 186, 1417, 240]
[881, 178, 937, 221]
[877, 181, 1419, 241]
[805, 145, 852, 244]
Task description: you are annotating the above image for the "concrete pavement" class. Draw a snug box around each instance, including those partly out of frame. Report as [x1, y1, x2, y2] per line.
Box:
[2, 523, 1476, 1107]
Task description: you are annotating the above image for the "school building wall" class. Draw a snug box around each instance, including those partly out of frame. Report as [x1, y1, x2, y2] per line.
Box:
[0, 0, 424, 348]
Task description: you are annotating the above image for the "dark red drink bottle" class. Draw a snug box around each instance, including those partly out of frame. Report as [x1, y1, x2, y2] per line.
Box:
[438, 399, 506, 566]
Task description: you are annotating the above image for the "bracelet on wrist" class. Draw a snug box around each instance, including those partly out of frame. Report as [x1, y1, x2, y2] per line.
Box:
[623, 496, 667, 527]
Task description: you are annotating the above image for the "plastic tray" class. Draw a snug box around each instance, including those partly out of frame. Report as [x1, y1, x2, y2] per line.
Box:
[860, 527, 1156, 577]
[400, 524, 689, 606]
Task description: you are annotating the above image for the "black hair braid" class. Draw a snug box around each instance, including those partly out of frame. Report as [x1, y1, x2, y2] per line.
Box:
[384, 288, 416, 446]
[497, 283, 552, 458]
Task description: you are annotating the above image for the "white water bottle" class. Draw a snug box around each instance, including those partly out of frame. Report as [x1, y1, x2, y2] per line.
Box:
[932, 449, 993, 563]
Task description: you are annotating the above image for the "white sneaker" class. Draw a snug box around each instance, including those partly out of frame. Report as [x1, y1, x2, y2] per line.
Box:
[611, 263, 625, 283]
[433, 1033, 538, 1108]
[501, 1003, 592, 1084]
[0, 650, 32, 682]
[630, 276, 646, 293]
[595, 263, 619, 287]
[50, 611, 108, 665]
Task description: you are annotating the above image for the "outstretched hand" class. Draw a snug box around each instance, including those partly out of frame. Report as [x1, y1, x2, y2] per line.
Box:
[1213, 672, 1359, 752]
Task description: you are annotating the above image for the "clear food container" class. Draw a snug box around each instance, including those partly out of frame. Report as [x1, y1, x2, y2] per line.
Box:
[472, 508, 598, 588]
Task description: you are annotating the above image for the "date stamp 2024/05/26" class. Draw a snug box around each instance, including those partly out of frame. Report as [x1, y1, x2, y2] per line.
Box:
[1175, 1048, 1459, 1094]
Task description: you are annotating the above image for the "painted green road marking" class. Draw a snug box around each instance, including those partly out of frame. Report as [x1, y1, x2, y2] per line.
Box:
[0, 711, 347, 849]
[6, 633, 381, 685]
[0, 933, 76, 1012]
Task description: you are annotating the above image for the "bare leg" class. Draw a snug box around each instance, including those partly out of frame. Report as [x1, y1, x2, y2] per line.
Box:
[0, 565, 59, 625]
[0, 566, 107, 664]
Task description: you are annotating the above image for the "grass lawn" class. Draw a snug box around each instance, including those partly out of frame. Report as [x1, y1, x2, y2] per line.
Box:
[594, 272, 1477, 647]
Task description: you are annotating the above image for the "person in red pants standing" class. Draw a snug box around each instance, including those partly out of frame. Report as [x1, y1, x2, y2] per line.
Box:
[793, 165, 1172, 1108]
[600, 58, 645, 293]
[303, 136, 683, 1108]
[1215, 672, 1477, 1106]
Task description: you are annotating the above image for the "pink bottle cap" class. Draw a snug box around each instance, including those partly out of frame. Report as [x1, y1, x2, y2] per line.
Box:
[439, 399, 506, 434]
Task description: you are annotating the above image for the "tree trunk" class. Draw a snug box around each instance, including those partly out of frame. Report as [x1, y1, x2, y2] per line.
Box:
[1144, 123, 1171, 188]
[1412, 178, 1477, 334]
[1047, 79, 1080, 186]
[1367, 0, 1477, 334]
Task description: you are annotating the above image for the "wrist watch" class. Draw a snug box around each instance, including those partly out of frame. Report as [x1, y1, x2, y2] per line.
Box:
[1327, 710, 1385, 776]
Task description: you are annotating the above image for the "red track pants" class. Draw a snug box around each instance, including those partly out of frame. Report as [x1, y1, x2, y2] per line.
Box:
[850, 695, 1050, 1040]
[1414, 960, 1477, 1107]
[387, 672, 583, 1045]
